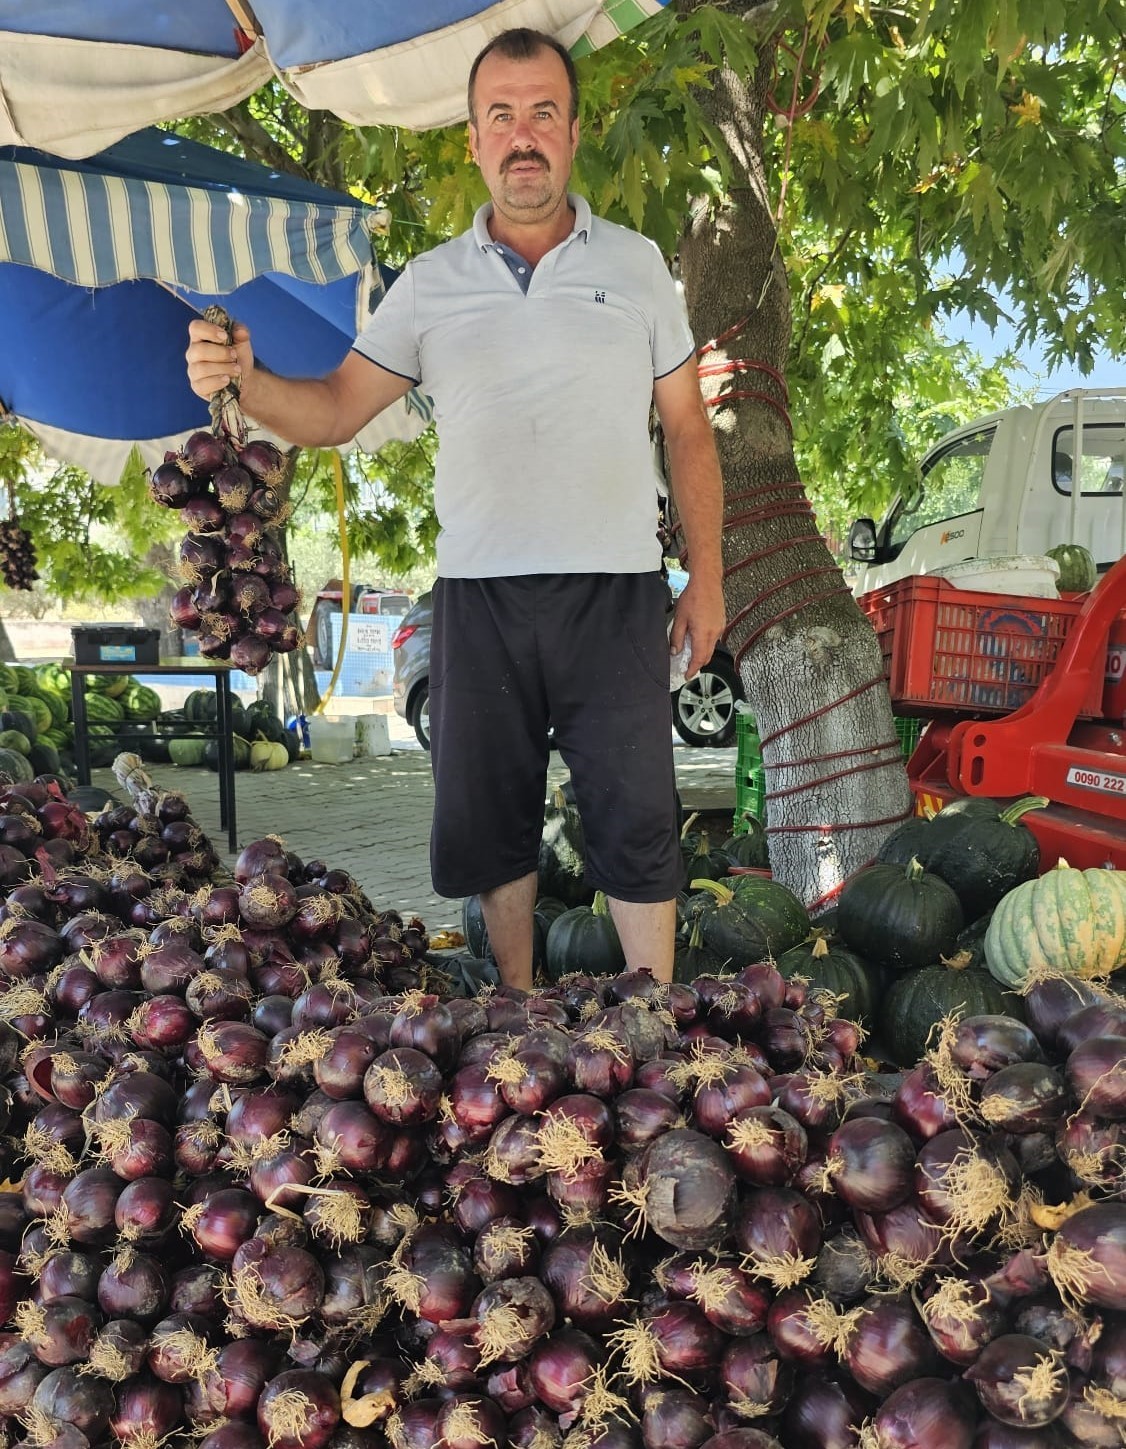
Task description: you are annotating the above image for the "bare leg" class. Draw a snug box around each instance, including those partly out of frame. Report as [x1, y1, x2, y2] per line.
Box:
[478, 871, 539, 992]
[606, 897, 677, 984]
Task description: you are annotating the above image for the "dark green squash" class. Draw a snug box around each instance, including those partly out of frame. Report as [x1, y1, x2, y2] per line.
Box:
[462, 893, 566, 972]
[721, 814, 768, 870]
[538, 786, 592, 908]
[837, 858, 964, 971]
[921, 795, 1047, 921]
[690, 875, 810, 966]
[778, 933, 883, 1027]
[462, 895, 490, 959]
[935, 796, 1006, 820]
[204, 734, 251, 770]
[544, 891, 625, 980]
[879, 955, 1026, 1067]
[682, 830, 729, 886]
[875, 815, 949, 869]
[673, 918, 730, 984]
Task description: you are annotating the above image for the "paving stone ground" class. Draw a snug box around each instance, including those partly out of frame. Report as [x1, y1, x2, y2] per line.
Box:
[92, 716, 739, 931]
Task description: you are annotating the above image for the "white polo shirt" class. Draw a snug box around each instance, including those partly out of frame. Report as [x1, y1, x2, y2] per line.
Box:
[353, 194, 695, 578]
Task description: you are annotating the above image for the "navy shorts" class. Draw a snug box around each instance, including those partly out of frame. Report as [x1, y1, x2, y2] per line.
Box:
[428, 573, 682, 903]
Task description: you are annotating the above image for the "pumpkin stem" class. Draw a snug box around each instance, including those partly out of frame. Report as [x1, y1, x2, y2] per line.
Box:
[689, 878, 734, 905]
[999, 795, 1050, 826]
[905, 857, 927, 881]
[680, 811, 700, 841]
[810, 937, 830, 960]
[592, 891, 610, 917]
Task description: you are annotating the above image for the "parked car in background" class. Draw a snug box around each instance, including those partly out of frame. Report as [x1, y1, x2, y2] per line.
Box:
[307, 581, 412, 670]
[391, 582, 743, 750]
[391, 592, 433, 748]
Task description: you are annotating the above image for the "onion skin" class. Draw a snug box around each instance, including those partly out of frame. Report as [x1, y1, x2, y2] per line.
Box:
[842, 1295, 939, 1396]
[1065, 1036, 1126, 1120]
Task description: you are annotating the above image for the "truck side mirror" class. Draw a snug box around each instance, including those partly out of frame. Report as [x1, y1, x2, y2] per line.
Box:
[848, 517, 878, 562]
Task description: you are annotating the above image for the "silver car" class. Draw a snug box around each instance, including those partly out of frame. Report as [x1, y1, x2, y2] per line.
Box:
[390, 585, 741, 750]
[391, 592, 433, 748]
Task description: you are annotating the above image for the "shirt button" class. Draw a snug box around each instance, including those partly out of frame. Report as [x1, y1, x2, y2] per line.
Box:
[517, 267, 526, 274]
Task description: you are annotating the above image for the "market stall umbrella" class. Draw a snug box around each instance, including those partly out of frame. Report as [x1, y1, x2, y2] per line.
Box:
[0, 128, 433, 484]
[0, 0, 670, 158]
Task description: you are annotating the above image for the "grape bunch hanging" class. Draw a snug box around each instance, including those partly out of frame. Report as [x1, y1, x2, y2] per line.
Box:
[153, 307, 303, 676]
[0, 482, 38, 591]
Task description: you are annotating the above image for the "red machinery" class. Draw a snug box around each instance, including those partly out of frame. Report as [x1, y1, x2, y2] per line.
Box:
[858, 553, 1126, 870]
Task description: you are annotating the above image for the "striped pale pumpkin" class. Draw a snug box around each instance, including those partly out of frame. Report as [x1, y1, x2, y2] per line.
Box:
[985, 864, 1126, 989]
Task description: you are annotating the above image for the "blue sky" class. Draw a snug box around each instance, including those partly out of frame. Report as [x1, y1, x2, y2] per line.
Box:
[945, 311, 1123, 397]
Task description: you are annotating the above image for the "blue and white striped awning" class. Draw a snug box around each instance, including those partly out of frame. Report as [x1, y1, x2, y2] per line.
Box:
[0, 130, 375, 293]
[0, 1, 669, 158]
[0, 129, 432, 484]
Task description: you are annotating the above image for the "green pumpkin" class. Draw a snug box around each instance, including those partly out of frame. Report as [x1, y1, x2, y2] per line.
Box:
[879, 957, 1025, 1067]
[183, 689, 219, 723]
[1046, 543, 1097, 593]
[463, 894, 567, 979]
[689, 874, 810, 966]
[837, 858, 964, 971]
[721, 814, 769, 870]
[682, 830, 729, 886]
[538, 786, 592, 907]
[985, 863, 1126, 989]
[921, 795, 1046, 921]
[674, 917, 730, 984]
[544, 890, 625, 980]
[168, 738, 208, 767]
[778, 933, 883, 1027]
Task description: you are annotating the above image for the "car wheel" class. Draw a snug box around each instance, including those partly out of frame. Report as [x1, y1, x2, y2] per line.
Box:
[412, 684, 431, 750]
[673, 656, 741, 747]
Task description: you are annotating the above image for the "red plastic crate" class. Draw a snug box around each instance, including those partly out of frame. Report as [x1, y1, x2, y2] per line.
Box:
[857, 576, 1104, 717]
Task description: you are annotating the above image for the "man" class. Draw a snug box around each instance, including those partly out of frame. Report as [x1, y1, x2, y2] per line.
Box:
[186, 28, 725, 989]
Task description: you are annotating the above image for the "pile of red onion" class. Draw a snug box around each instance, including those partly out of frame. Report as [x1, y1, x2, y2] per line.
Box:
[152, 425, 303, 676]
[1, 767, 1125, 1449]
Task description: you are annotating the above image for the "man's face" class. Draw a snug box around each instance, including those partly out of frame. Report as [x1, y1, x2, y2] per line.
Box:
[468, 47, 579, 226]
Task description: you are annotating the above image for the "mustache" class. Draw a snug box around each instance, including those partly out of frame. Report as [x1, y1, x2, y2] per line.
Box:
[502, 150, 549, 173]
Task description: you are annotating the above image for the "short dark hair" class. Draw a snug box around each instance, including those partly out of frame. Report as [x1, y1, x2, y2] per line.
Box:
[467, 28, 579, 125]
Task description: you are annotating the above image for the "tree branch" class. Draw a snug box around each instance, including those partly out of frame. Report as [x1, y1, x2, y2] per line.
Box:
[208, 103, 315, 181]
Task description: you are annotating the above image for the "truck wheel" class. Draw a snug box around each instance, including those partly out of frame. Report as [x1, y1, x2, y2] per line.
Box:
[412, 685, 431, 751]
[673, 656, 741, 747]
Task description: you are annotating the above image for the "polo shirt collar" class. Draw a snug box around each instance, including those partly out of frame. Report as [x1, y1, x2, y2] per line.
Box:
[473, 193, 592, 252]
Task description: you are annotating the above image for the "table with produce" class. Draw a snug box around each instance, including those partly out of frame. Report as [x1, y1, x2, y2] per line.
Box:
[0, 714, 1123, 1449]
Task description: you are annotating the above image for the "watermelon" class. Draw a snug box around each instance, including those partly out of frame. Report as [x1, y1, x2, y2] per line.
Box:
[121, 683, 162, 722]
[0, 663, 17, 694]
[35, 662, 72, 697]
[1046, 543, 1097, 593]
[169, 738, 208, 767]
[6, 694, 50, 735]
[30, 688, 68, 729]
[85, 692, 125, 724]
[0, 747, 34, 783]
[0, 730, 30, 756]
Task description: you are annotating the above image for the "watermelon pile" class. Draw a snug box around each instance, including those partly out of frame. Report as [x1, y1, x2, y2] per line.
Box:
[0, 665, 296, 780]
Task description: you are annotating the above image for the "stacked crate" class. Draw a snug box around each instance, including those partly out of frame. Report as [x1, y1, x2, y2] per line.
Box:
[734, 710, 766, 826]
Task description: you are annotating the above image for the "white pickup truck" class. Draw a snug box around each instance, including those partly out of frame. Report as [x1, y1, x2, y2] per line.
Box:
[847, 388, 1126, 592]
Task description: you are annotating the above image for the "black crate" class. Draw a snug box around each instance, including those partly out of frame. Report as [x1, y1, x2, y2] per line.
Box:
[72, 625, 160, 666]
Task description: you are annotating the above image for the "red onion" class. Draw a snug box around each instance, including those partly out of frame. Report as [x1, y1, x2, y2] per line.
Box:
[196, 1020, 270, 1083]
[472, 1275, 557, 1365]
[892, 1063, 961, 1141]
[110, 1373, 184, 1446]
[734, 1186, 821, 1290]
[526, 1327, 602, 1416]
[781, 1373, 875, 1449]
[59, 1165, 125, 1244]
[314, 1100, 390, 1174]
[859, 1377, 977, 1449]
[16, 1293, 102, 1365]
[918, 1273, 1008, 1365]
[0, 1337, 49, 1413]
[230, 1236, 324, 1331]
[1057, 1001, 1126, 1055]
[1066, 1036, 1126, 1119]
[257, 1369, 340, 1449]
[979, 1062, 1068, 1133]
[386, 1223, 479, 1323]
[825, 1117, 915, 1211]
[1046, 1201, 1126, 1309]
[965, 1334, 1070, 1427]
[720, 1332, 793, 1416]
[97, 1247, 169, 1322]
[30, 1363, 115, 1440]
[842, 1294, 939, 1395]
[626, 1128, 735, 1250]
[474, 1216, 540, 1283]
[38, 1250, 102, 1304]
[185, 1187, 261, 1261]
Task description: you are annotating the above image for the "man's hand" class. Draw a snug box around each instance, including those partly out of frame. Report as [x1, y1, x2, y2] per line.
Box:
[186, 318, 254, 404]
[670, 573, 726, 680]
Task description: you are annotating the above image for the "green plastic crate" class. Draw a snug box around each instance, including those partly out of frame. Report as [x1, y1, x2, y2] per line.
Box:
[734, 762, 766, 828]
[735, 710, 762, 766]
[894, 716, 922, 758]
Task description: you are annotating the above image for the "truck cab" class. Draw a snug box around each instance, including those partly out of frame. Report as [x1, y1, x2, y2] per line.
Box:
[848, 389, 1126, 594]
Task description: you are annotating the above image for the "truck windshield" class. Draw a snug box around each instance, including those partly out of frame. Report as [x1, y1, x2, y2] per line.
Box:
[886, 426, 994, 552]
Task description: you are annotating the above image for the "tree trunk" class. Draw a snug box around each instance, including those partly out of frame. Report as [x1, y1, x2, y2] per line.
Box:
[677, 54, 912, 911]
[136, 544, 181, 657]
